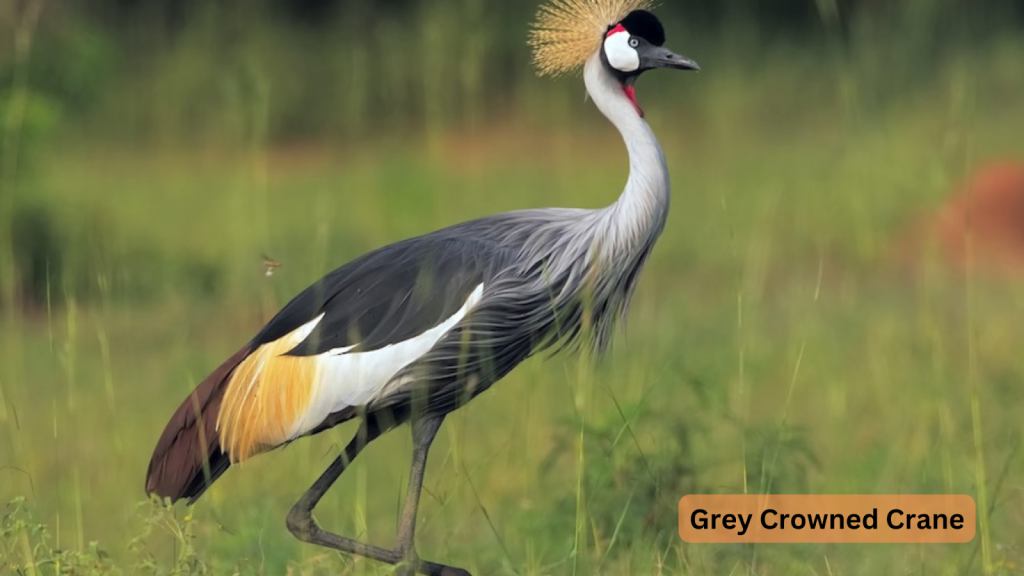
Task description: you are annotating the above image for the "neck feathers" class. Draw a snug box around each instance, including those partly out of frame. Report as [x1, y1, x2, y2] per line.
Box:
[583, 53, 670, 257]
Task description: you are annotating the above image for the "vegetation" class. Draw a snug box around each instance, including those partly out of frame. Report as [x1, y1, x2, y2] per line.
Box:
[2, 0, 1024, 574]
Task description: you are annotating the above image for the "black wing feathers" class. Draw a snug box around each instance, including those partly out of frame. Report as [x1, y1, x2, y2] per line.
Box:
[252, 235, 495, 356]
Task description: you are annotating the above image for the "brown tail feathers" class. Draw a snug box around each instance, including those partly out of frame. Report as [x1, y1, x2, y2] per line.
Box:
[146, 345, 251, 503]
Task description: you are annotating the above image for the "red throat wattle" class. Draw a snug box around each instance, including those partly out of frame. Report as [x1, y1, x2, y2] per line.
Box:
[623, 85, 643, 117]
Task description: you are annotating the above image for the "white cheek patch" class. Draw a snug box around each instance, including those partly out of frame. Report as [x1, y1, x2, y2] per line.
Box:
[604, 31, 639, 73]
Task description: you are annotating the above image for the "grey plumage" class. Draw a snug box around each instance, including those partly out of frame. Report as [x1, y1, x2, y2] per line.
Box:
[147, 46, 672, 501]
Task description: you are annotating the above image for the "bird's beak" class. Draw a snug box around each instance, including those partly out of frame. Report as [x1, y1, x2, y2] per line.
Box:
[646, 46, 700, 72]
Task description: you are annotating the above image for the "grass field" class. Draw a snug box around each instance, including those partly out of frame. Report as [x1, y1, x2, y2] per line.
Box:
[3, 13, 1024, 575]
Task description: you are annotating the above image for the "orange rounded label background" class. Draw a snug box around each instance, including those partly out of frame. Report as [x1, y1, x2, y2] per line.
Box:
[679, 494, 975, 543]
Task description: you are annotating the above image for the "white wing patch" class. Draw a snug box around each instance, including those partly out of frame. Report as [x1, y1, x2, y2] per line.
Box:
[288, 283, 485, 439]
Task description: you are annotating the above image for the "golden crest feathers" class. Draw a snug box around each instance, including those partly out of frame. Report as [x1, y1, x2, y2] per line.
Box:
[529, 0, 654, 77]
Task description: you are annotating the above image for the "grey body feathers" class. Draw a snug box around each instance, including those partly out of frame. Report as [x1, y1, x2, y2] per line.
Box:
[145, 50, 673, 502]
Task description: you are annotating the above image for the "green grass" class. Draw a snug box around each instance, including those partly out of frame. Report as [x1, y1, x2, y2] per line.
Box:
[3, 25, 1024, 576]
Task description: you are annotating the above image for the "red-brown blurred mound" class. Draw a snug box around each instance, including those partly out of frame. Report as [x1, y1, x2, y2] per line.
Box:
[895, 161, 1024, 277]
[933, 161, 1024, 276]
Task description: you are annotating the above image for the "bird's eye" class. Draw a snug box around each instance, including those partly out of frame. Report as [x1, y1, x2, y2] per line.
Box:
[628, 37, 639, 48]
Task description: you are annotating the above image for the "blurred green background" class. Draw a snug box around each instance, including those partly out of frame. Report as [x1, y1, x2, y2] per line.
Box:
[3, 0, 1024, 574]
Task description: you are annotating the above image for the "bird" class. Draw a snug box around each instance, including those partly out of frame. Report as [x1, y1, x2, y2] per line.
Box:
[145, 1, 699, 574]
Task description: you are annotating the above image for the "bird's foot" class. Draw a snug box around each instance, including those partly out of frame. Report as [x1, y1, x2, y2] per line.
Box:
[394, 555, 472, 576]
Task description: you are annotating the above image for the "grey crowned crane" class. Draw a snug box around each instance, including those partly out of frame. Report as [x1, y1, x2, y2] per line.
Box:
[145, 1, 699, 574]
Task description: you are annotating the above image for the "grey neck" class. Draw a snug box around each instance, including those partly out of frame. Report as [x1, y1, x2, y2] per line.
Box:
[583, 52, 670, 256]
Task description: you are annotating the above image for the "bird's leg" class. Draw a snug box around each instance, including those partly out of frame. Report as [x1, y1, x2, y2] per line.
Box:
[389, 413, 472, 576]
[393, 414, 448, 575]
[285, 422, 401, 564]
[286, 418, 471, 576]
